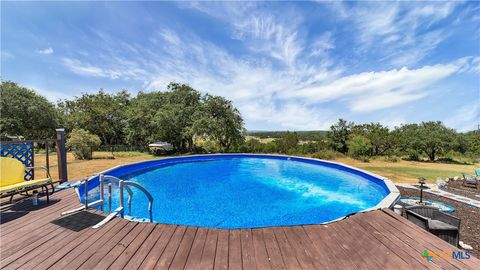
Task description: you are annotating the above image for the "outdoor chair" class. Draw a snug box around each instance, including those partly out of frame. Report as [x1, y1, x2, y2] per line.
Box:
[405, 205, 460, 247]
[0, 157, 54, 203]
[462, 173, 479, 189]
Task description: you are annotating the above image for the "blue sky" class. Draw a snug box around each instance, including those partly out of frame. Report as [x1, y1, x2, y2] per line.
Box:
[2, 1, 479, 131]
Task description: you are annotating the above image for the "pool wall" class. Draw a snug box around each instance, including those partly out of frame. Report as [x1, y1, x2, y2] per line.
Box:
[76, 154, 400, 222]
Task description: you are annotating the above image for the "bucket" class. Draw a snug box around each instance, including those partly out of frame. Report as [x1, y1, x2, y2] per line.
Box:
[393, 204, 403, 215]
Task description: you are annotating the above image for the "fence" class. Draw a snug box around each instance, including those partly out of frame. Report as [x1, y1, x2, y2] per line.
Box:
[0, 129, 68, 182]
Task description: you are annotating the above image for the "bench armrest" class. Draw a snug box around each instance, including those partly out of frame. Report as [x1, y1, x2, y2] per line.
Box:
[406, 209, 429, 229]
[433, 211, 460, 228]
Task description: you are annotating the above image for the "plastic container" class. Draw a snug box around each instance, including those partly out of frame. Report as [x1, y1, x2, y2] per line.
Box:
[32, 191, 39, 206]
[393, 204, 403, 215]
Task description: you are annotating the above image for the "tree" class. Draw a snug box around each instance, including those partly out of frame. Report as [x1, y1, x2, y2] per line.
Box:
[393, 121, 455, 161]
[327, 119, 353, 154]
[275, 131, 299, 153]
[193, 95, 245, 151]
[59, 90, 130, 145]
[66, 129, 101, 159]
[352, 123, 392, 155]
[418, 121, 455, 161]
[125, 83, 245, 152]
[347, 135, 372, 158]
[152, 83, 202, 151]
[124, 91, 166, 146]
[0, 81, 59, 139]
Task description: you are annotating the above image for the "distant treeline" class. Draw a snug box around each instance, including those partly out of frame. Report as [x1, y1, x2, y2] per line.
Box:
[1, 80, 478, 164]
[247, 130, 328, 141]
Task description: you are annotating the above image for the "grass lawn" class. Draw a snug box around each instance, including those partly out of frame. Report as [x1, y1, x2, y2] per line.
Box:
[335, 157, 479, 183]
[34, 151, 479, 183]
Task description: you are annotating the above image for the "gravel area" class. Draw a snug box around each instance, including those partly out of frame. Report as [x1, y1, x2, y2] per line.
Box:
[397, 186, 480, 258]
[444, 179, 480, 201]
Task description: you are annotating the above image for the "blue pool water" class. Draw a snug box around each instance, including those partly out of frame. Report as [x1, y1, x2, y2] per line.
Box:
[80, 155, 391, 228]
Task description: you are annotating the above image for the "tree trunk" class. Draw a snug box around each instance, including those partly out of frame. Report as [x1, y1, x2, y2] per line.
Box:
[428, 148, 436, 161]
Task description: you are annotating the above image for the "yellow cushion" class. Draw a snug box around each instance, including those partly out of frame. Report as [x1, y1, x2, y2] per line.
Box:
[0, 178, 51, 194]
[0, 157, 26, 187]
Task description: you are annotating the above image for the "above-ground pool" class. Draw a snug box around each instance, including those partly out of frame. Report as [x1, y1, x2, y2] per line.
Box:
[78, 154, 399, 229]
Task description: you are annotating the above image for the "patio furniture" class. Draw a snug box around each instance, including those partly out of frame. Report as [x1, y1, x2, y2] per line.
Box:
[462, 173, 479, 189]
[0, 157, 54, 203]
[398, 197, 455, 212]
[405, 205, 460, 246]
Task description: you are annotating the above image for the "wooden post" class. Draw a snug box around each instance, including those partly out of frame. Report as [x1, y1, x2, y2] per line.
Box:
[45, 140, 50, 178]
[56, 128, 68, 182]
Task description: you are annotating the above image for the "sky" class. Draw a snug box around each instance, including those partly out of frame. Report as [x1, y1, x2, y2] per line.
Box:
[1, 1, 479, 131]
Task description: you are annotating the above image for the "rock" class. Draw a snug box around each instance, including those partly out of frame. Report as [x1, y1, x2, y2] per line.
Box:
[459, 241, 473, 250]
[436, 178, 446, 188]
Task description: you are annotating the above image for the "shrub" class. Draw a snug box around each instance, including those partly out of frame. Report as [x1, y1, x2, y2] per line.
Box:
[347, 135, 372, 158]
[384, 155, 399, 162]
[358, 156, 370, 162]
[66, 129, 101, 160]
[311, 150, 344, 160]
[275, 131, 299, 153]
[405, 149, 421, 161]
[238, 139, 264, 153]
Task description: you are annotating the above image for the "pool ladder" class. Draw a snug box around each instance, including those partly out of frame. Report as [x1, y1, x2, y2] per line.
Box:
[60, 174, 154, 229]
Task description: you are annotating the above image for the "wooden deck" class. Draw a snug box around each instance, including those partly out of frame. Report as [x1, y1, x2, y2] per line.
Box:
[0, 190, 478, 270]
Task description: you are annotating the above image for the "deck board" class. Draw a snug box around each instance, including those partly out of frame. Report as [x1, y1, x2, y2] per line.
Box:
[0, 189, 478, 270]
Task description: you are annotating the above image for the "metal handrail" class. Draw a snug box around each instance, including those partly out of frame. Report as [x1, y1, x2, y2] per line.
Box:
[61, 174, 154, 229]
[120, 181, 154, 222]
[91, 175, 154, 229]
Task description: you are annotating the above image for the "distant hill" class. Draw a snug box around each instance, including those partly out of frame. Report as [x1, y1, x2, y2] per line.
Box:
[246, 130, 328, 141]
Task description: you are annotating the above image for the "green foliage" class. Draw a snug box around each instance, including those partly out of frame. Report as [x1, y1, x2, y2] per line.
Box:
[0, 81, 59, 139]
[383, 155, 399, 162]
[58, 89, 130, 145]
[352, 123, 392, 155]
[193, 95, 245, 151]
[237, 138, 265, 153]
[275, 131, 299, 153]
[295, 141, 328, 154]
[152, 83, 202, 150]
[125, 83, 245, 152]
[311, 150, 344, 160]
[393, 121, 455, 161]
[347, 135, 372, 160]
[66, 129, 101, 160]
[327, 119, 353, 154]
[124, 91, 165, 146]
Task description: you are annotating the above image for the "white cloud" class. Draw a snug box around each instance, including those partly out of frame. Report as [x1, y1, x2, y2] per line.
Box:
[284, 62, 461, 112]
[61, 57, 146, 80]
[310, 32, 334, 57]
[445, 102, 480, 132]
[327, 1, 460, 66]
[37, 47, 54, 55]
[183, 2, 305, 68]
